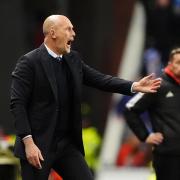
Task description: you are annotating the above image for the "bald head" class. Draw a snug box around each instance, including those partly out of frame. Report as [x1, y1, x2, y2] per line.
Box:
[43, 15, 75, 55]
[43, 15, 70, 36]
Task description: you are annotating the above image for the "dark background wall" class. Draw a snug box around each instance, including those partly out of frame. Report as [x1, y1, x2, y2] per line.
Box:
[0, 0, 134, 134]
[0, 0, 27, 133]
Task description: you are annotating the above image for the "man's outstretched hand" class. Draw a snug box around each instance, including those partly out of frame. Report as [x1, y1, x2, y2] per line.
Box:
[132, 73, 162, 93]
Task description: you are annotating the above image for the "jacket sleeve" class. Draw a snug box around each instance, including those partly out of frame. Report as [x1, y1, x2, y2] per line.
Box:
[123, 92, 157, 141]
[82, 61, 133, 96]
[10, 55, 34, 137]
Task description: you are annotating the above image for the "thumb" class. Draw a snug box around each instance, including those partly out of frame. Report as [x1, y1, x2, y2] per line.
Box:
[146, 73, 155, 80]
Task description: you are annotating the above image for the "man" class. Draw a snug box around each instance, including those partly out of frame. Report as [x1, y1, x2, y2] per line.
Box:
[10, 15, 161, 180]
[124, 47, 180, 180]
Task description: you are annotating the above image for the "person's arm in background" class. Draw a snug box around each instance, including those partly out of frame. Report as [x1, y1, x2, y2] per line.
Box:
[123, 92, 163, 145]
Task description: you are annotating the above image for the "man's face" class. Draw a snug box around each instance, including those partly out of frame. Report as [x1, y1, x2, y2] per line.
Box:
[54, 18, 75, 54]
[169, 53, 180, 78]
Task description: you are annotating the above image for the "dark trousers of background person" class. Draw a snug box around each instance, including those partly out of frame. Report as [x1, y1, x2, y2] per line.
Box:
[20, 140, 94, 180]
[153, 153, 180, 180]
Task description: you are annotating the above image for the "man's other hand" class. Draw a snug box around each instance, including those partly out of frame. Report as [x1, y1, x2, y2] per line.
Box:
[145, 132, 164, 145]
[23, 137, 44, 169]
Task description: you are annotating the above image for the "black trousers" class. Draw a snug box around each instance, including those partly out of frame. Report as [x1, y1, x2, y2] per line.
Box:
[153, 153, 180, 180]
[20, 141, 94, 180]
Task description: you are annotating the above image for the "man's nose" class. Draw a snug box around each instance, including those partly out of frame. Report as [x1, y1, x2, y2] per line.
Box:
[72, 30, 76, 37]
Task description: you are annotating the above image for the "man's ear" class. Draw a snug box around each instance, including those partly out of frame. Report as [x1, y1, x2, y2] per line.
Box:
[50, 28, 56, 39]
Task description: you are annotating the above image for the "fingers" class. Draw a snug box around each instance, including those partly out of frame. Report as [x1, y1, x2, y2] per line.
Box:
[135, 74, 162, 93]
[146, 132, 164, 145]
[148, 89, 157, 93]
[152, 80, 162, 86]
[145, 73, 155, 80]
[152, 132, 164, 145]
[151, 78, 162, 86]
[39, 151, 44, 161]
[156, 132, 164, 139]
[153, 77, 162, 82]
[146, 86, 159, 93]
[152, 138, 162, 145]
[26, 147, 44, 169]
[24, 138, 44, 169]
[150, 85, 161, 92]
[145, 74, 162, 84]
[36, 155, 42, 169]
[149, 78, 162, 92]
[34, 150, 44, 169]
[27, 152, 42, 169]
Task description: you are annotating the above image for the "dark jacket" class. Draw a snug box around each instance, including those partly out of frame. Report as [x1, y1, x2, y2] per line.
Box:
[124, 73, 180, 155]
[10, 44, 133, 159]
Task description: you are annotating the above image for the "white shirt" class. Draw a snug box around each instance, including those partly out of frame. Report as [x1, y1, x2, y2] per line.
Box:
[44, 44, 63, 59]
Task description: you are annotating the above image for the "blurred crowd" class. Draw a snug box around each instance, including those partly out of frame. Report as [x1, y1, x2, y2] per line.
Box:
[141, 0, 180, 75]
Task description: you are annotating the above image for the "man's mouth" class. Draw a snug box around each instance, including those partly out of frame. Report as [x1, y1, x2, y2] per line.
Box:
[67, 40, 72, 46]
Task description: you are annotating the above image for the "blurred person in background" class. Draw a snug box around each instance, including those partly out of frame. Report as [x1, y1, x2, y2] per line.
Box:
[141, 0, 173, 65]
[116, 132, 152, 167]
[10, 14, 162, 180]
[82, 116, 101, 175]
[142, 46, 162, 77]
[124, 47, 180, 180]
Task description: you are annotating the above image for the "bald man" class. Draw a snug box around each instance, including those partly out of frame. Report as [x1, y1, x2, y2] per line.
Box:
[10, 15, 161, 180]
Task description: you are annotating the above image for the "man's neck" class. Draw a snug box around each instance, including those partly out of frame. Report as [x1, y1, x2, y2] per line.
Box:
[44, 43, 62, 58]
